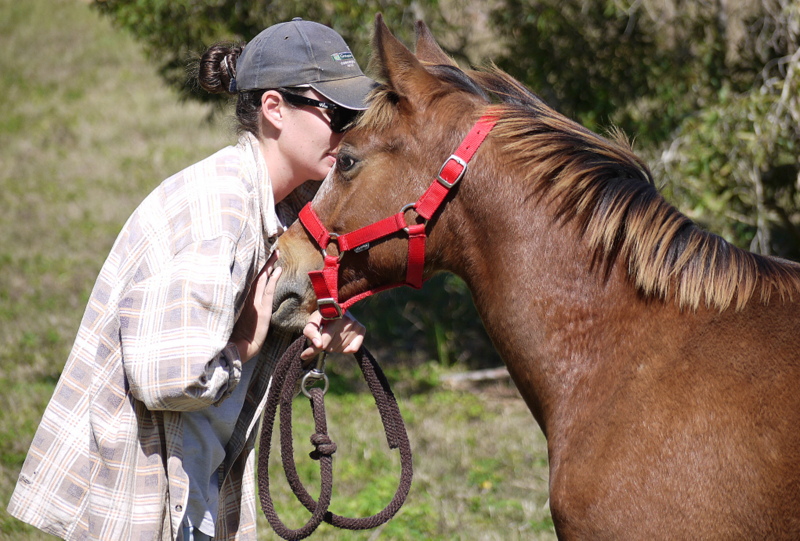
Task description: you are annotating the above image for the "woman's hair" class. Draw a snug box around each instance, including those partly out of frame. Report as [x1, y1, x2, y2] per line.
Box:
[198, 43, 317, 136]
[198, 43, 265, 136]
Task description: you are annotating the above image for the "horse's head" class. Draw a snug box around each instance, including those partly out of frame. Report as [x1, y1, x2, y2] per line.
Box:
[272, 15, 494, 331]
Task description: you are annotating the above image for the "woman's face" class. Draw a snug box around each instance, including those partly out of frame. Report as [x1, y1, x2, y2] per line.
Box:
[279, 89, 345, 184]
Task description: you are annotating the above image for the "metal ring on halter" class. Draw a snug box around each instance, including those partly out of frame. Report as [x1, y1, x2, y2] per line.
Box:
[400, 202, 427, 234]
[301, 350, 329, 398]
[301, 370, 330, 398]
[318, 232, 340, 259]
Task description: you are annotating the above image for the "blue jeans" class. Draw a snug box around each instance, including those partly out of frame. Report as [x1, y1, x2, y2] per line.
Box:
[182, 525, 213, 541]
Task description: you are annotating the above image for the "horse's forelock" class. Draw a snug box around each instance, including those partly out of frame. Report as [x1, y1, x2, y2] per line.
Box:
[357, 86, 401, 133]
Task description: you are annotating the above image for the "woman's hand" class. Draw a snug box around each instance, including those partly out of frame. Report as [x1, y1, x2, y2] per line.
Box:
[230, 251, 282, 362]
[301, 310, 366, 361]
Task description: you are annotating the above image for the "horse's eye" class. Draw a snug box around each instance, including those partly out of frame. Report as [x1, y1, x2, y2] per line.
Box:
[337, 154, 357, 172]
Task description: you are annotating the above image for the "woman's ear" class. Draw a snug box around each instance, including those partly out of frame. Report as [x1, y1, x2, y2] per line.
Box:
[260, 91, 285, 132]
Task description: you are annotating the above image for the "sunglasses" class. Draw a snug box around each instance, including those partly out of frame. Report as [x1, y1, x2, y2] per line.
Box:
[279, 91, 360, 133]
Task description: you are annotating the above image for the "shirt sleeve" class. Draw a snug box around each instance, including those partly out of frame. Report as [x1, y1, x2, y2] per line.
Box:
[118, 236, 247, 412]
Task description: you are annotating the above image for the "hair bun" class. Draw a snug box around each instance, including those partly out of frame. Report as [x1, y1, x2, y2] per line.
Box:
[198, 43, 244, 95]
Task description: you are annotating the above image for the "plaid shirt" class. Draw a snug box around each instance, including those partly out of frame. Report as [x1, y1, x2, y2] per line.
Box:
[8, 133, 317, 540]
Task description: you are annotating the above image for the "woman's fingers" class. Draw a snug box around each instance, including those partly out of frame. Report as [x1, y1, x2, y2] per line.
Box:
[263, 266, 282, 303]
[229, 250, 282, 362]
[257, 250, 280, 303]
[303, 311, 324, 349]
[301, 311, 366, 360]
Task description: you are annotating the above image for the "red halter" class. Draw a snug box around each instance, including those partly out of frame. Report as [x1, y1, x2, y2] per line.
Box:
[298, 114, 498, 320]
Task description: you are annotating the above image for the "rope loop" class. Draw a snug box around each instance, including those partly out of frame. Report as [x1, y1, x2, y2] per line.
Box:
[258, 336, 413, 540]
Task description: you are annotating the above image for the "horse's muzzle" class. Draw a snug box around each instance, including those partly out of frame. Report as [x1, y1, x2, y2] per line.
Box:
[270, 231, 323, 333]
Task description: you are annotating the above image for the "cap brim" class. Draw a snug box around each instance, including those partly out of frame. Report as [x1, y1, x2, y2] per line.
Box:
[311, 75, 379, 111]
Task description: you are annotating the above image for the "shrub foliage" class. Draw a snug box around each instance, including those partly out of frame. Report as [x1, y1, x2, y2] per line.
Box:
[92, 0, 800, 362]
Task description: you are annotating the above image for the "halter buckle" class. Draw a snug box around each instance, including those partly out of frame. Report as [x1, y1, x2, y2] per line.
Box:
[317, 298, 344, 320]
[437, 154, 468, 188]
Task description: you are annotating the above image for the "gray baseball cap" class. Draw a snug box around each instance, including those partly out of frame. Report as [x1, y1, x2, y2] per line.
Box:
[235, 18, 376, 111]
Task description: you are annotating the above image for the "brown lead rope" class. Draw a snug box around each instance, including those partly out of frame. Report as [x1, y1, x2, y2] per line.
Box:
[257, 336, 413, 540]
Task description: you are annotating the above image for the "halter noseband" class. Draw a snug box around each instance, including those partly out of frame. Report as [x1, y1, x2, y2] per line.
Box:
[298, 114, 498, 320]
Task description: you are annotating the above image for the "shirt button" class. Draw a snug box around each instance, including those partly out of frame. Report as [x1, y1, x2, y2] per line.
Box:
[175, 505, 183, 512]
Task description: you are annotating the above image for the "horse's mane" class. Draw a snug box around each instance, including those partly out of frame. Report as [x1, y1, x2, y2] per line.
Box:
[366, 63, 800, 311]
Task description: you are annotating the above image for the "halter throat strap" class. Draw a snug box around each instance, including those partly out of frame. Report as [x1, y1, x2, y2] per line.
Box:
[299, 114, 498, 319]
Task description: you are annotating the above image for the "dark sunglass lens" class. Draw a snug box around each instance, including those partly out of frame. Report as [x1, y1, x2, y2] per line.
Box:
[331, 108, 359, 133]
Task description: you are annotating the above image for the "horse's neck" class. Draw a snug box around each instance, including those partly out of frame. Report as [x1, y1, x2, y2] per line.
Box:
[451, 201, 669, 434]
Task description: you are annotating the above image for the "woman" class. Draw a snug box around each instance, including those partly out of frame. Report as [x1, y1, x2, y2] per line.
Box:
[8, 18, 373, 541]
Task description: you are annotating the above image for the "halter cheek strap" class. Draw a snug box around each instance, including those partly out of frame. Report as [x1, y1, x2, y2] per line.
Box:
[299, 114, 498, 320]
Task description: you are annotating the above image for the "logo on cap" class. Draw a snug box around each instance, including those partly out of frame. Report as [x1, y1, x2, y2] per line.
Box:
[331, 52, 356, 67]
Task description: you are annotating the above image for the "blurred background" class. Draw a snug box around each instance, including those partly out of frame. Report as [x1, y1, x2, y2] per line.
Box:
[95, 0, 800, 259]
[89, 0, 800, 369]
[1, 0, 798, 538]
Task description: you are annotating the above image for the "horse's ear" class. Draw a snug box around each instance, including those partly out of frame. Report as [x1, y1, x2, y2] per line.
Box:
[414, 20, 456, 67]
[371, 13, 443, 106]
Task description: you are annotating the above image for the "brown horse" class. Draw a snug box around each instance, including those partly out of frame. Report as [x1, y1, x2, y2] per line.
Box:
[273, 15, 800, 539]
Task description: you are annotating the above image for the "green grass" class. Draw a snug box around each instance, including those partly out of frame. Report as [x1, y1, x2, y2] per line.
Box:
[0, 0, 554, 538]
[260, 386, 552, 540]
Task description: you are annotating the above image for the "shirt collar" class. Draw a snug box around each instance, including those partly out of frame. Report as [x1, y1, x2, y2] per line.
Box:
[237, 132, 285, 240]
